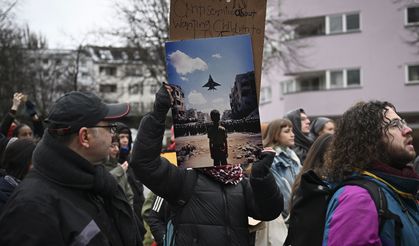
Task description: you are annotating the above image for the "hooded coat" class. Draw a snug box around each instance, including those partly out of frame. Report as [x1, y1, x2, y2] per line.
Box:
[285, 109, 313, 163]
[308, 117, 332, 141]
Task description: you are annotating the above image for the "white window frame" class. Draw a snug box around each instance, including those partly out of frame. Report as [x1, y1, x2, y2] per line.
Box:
[326, 12, 360, 35]
[329, 70, 345, 89]
[260, 86, 272, 104]
[326, 68, 361, 89]
[326, 15, 344, 34]
[346, 69, 362, 87]
[405, 64, 419, 84]
[405, 6, 419, 26]
[281, 80, 296, 94]
[281, 68, 361, 94]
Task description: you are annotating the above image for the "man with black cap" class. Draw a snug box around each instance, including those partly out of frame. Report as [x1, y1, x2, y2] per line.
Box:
[0, 92, 142, 246]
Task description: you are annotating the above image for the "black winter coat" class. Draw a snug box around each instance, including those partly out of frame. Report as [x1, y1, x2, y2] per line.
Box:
[0, 132, 141, 246]
[131, 112, 284, 246]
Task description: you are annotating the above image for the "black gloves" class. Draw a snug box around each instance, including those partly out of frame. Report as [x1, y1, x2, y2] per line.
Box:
[251, 151, 276, 178]
[153, 85, 172, 122]
[25, 100, 37, 117]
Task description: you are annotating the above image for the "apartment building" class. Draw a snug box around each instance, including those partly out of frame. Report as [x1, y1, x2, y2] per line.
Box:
[85, 46, 158, 116]
[260, 0, 419, 148]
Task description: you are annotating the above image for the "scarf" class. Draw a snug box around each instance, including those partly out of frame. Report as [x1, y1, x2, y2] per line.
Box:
[201, 164, 244, 185]
[32, 132, 140, 246]
[370, 161, 419, 179]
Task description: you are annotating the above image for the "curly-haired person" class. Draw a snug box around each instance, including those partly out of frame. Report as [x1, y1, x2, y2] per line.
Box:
[322, 101, 418, 246]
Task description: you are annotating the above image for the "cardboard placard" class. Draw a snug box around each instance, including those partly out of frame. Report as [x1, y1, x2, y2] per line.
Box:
[169, 0, 267, 100]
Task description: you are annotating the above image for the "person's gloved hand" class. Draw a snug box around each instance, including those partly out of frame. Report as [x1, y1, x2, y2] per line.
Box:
[25, 100, 37, 117]
[251, 148, 276, 178]
[153, 84, 173, 121]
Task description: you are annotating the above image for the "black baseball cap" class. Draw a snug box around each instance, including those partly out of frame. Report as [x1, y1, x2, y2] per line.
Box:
[45, 91, 130, 135]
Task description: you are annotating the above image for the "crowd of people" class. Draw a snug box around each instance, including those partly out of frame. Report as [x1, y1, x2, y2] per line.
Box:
[0, 86, 417, 246]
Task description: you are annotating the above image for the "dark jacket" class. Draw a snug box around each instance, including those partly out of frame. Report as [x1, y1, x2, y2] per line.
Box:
[0, 132, 141, 246]
[0, 110, 44, 139]
[116, 122, 147, 238]
[131, 111, 283, 246]
[0, 175, 19, 212]
[143, 194, 171, 246]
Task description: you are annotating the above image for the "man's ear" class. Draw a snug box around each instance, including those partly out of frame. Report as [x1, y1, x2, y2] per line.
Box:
[78, 127, 90, 148]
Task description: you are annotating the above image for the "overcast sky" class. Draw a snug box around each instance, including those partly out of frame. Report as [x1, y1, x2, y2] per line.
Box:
[166, 35, 255, 115]
[15, 0, 124, 49]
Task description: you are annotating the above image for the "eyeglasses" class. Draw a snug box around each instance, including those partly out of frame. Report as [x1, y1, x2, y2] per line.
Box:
[385, 119, 408, 131]
[87, 124, 118, 134]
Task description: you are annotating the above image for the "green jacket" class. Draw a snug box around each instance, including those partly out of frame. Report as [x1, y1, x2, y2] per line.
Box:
[104, 158, 134, 207]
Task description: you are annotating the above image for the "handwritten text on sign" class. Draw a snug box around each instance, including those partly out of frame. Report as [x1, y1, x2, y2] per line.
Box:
[170, 0, 267, 98]
[171, 0, 263, 38]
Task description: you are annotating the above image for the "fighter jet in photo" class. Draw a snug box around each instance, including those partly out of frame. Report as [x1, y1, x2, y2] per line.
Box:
[202, 74, 221, 91]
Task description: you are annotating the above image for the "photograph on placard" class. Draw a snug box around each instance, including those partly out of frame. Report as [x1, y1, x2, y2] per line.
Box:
[165, 34, 263, 168]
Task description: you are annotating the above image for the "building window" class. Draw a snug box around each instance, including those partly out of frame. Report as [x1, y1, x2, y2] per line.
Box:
[347, 69, 361, 86]
[99, 84, 117, 93]
[150, 84, 158, 94]
[260, 87, 272, 104]
[99, 66, 117, 76]
[406, 6, 419, 25]
[407, 64, 419, 83]
[346, 13, 360, 31]
[297, 73, 326, 92]
[282, 68, 360, 94]
[288, 12, 360, 38]
[326, 13, 360, 34]
[329, 69, 360, 89]
[129, 83, 139, 94]
[329, 15, 343, 34]
[330, 70, 344, 88]
[287, 16, 325, 39]
[281, 80, 295, 94]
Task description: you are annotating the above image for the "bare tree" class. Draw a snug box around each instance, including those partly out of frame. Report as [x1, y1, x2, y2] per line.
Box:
[0, 1, 95, 117]
[263, 0, 308, 72]
[112, 0, 169, 85]
[393, 0, 419, 52]
[112, 0, 307, 79]
[0, 0, 30, 113]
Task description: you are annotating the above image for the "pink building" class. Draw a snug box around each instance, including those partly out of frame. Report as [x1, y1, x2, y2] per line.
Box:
[259, 0, 419, 149]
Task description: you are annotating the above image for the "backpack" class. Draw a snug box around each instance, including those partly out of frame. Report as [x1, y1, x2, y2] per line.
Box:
[163, 219, 175, 246]
[284, 170, 402, 246]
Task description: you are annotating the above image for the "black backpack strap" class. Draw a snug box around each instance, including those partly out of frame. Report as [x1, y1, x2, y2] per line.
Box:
[341, 178, 403, 246]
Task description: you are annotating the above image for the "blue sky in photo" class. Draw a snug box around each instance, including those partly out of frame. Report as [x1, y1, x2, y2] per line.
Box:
[165, 34, 255, 115]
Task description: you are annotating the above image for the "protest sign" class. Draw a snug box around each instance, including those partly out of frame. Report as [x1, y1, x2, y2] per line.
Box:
[169, 0, 267, 99]
[165, 35, 263, 168]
